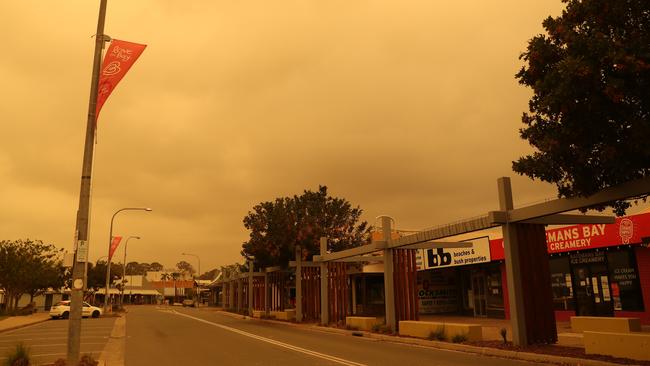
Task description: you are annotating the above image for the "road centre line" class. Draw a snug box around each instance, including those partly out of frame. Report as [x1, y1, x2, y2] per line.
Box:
[170, 311, 367, 366]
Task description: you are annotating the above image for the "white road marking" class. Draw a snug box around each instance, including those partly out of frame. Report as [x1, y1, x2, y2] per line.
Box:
[170, 310, 367, 366]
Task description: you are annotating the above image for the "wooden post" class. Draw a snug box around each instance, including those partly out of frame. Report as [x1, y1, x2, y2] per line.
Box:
[295, 245, 303, 322]
[248, 261, 254, 316]
[320, 237, 329, 325]
[499, 177, 527, 346]
[381, 216, 396, 332]
[264, 271, 269, 316]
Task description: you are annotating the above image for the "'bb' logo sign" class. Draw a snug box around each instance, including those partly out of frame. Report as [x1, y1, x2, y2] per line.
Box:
[427, 248, 452, 267]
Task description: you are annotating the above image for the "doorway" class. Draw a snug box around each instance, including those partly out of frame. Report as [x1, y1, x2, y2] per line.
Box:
[573, 263, 614, 316]
[471, 273, 487, 317]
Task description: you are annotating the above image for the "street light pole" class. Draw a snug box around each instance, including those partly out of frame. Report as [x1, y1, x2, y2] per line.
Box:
[67, 1, 108, 363]
[181, 252, 200, 305]
[120, 236, 141, 308]
[104, 207, 151, 313]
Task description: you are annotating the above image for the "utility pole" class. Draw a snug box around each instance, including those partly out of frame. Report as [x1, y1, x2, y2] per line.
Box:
[67, 0, 108, 364]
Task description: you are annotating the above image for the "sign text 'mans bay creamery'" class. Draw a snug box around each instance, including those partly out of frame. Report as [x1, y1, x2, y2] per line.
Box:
[546, 224, 607, 252]
[490, 212, 650, 259]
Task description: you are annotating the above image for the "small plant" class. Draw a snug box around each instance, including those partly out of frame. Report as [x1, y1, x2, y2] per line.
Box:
[51, 354, 98, 366]
[78, 354, 98, 366]
[371, 323, 382, 332]
[428, 326, 446, 341]
[345, 324, 359, 331]
[378, 324, 392, 334]
[4, 343, 30, 366]
[500, 328, 507, 344]
[451, 333, 468, 343]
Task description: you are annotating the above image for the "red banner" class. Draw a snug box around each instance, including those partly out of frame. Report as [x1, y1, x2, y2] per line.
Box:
[96, 39, 147, 121]
[108, 235, 123, 261]
[490, 212, 650, 260]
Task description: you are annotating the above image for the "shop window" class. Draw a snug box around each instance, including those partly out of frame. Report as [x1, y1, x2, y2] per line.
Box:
[607, 250, 644, 312]
[549, 257, 575, 311]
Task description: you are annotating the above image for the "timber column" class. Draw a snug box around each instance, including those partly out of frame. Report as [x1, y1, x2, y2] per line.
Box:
[248, 260, 254, 315]
[264, 270, 269, 316]
[237, 278, 243, 312]
[381, 216, 396, 332]
[499, 177, 527, 346]
[319, 237, 329, 325]
[295, 245, 303, 322]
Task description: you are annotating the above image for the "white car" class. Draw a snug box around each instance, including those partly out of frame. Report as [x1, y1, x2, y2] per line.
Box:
[49, 301, 103, 319]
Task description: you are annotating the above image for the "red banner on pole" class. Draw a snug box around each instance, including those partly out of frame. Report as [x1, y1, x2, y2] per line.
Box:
[108, 235, 123, 261]
[96, 39, 147, 122]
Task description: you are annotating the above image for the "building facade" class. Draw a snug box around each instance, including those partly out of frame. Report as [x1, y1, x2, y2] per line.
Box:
[415, 212, 650, 324]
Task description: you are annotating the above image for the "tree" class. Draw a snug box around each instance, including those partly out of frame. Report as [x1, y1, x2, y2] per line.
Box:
[199, 268, 220, 280]
[0, 239, 64, 311]
[176, 261, 195, 276]
[87, 261, 123, 291]
[241, 185, 371, 268]
[514, 0, 650, 214]
[150, 262, 164, 272]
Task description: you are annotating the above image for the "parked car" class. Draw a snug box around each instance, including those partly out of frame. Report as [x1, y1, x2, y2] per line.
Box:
[49, 301, 103, 319]
[182, 299, 195, 307]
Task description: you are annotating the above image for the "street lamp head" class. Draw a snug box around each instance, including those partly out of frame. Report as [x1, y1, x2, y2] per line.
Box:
[145, 208, 153, 212]
[133, 236, 141, 240]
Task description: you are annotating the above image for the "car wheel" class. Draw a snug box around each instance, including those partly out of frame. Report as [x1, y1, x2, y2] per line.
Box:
[62, 312, 69, 319]
[92, 311, 100, 318]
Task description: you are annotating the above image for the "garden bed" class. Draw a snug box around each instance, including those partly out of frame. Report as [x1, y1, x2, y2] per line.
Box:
[465, 340, 650, 365]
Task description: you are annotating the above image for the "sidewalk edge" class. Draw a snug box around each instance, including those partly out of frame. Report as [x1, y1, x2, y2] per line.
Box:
[213, 311, 630, 366]
[0, 317, 50, 334]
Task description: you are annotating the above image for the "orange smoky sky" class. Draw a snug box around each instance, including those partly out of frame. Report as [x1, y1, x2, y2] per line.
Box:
[1, 1, 622, 273]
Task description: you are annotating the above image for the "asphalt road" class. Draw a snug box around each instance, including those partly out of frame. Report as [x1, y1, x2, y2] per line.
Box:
[0, 317, 115, 365]
[126, 307, 542, 366]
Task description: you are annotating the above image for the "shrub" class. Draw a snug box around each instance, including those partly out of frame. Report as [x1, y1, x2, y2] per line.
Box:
[451, 334, 468, 343]
[428, 326, 446, 341]
[371, 323, 381, 332]
[78, 354, 98, 366]
[4, 343, 30, 366]
[51, 354, 98, 366]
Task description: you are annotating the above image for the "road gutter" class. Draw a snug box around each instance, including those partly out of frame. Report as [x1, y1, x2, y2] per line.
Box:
[98, 315, 125, 366]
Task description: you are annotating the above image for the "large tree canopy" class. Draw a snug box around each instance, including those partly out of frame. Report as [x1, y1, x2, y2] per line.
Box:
[514, 0, 650, 213]
[241, 186, 371, 268]
[0, 239, 64, 311]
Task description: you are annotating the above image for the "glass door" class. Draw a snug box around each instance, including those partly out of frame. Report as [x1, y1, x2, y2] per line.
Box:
[472, 273, 487, 317]
[572, 264, 614, 316]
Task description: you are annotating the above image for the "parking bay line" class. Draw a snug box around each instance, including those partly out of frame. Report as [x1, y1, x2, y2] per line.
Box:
[0, 336, 108, 342]
[170, 311, 367, 366]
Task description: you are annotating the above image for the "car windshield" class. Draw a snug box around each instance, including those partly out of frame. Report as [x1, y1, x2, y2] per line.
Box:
[54, 301, 70, 306]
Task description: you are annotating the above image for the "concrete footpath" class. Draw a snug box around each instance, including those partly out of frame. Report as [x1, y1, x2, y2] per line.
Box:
[210, 309, 636, 366]
[0, 313, 51, 333]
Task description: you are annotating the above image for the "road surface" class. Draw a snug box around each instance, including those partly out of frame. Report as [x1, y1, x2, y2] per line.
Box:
[126, 306, 541, 366]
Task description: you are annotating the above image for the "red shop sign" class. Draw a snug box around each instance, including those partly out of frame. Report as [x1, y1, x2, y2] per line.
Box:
[489, 212, 650, 260]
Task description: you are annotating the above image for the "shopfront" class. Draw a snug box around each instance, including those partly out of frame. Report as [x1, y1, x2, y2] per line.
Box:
[490, 212, 650, 324]
[416, 236, 506, 318]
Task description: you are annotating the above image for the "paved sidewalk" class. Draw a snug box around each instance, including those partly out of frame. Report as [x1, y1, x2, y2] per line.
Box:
[0, 313, 50, 333]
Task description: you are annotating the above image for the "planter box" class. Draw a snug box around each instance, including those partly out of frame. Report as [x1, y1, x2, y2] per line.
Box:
[570, 316, 641, 333]
[346, 317, 380, 331]
[584, 331, 650, 361]
[399, 321, 482, 342]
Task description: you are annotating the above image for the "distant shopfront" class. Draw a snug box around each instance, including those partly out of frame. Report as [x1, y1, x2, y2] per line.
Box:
[489, 212, 650, 324]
